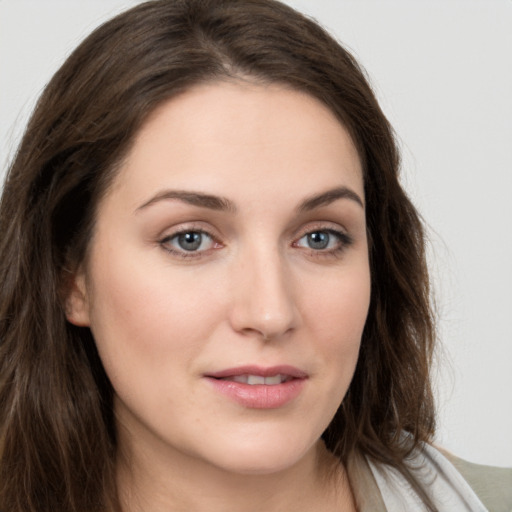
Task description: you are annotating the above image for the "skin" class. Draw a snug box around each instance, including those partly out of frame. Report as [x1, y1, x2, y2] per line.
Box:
[67, 81, 370, 511]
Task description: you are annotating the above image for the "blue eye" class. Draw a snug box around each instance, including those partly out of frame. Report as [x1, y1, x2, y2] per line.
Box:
[296, 229, 349, 252]
[162, 231, 215, 253]
[305, 231, 331, 250]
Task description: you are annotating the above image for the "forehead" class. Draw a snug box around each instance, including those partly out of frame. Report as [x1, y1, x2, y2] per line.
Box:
[108, 81, 364, 209]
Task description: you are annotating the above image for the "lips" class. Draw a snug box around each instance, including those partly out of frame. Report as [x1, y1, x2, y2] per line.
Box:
[222, 374, 291, 385]
[206, 365, 307, 380]
[204, 365, 308, 409]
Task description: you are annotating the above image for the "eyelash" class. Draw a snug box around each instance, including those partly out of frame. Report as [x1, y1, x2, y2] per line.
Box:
[293, 228, 353, 259]
[158, 226, 353, 260]
[159, 228, 220, 259]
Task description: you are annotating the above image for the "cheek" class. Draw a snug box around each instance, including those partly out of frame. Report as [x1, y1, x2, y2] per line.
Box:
[85, 246, 224, 385]
[291, 265, 370, 438]
[305, 264, 370, 341]
[301, 264, 370, 383]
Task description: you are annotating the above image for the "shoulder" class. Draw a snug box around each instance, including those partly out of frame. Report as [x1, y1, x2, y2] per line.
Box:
[351, 440, 512, 512]
[347, 440, 512, 511]
[441, 450, 512, 512]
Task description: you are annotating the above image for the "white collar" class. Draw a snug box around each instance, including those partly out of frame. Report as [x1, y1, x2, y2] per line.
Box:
[367, 441, 488, 511]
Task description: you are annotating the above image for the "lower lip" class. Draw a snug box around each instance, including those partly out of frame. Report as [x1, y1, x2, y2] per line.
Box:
[205, 377, 306, 409]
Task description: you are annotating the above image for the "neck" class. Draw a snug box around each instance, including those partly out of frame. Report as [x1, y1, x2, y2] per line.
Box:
[116, 436, 355, 512]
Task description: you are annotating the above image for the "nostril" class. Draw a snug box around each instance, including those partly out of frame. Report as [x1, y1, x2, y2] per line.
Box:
[238, 324, 294, 342]
[228, 262, 299, 339]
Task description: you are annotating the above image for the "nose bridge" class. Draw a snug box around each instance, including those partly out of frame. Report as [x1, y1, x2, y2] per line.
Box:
[229, 239, 297, 339]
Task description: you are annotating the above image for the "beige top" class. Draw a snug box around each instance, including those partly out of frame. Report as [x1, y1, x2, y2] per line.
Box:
[347, 449, 512, 512]
[446, 453, 512, 512]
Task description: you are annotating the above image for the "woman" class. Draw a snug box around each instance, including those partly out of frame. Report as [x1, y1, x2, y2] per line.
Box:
[0, 1, 510, 511]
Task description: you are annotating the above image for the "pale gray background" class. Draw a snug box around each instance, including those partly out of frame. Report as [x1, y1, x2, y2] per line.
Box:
[1, 0, 511, 467]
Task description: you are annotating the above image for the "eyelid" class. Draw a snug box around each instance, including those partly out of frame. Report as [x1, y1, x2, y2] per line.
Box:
[158, 222, 223, 258]
[157, 220, 221, 242]
[293, 221, 349, 240]
[291, 222, 354, 256]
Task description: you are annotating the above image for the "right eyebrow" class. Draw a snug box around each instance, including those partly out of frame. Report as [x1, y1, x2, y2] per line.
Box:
[135, 189, 237, 213]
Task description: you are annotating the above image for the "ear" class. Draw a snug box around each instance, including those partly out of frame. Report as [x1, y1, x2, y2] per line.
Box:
[63, 268, 91, 327]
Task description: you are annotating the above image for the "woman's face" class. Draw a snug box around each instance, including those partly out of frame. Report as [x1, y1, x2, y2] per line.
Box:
[67, 82, 371, 476]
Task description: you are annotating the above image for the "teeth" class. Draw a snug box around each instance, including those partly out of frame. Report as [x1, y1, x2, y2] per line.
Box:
[223, 374, 287, 385]
[247, 375, 266, 385]
[264, 374, 282, 385]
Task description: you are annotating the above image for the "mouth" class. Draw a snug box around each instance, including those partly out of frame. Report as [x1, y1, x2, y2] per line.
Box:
[217, 374, 293, 385]
[205, 365, 307, 382]
[204, 365, 308, 409]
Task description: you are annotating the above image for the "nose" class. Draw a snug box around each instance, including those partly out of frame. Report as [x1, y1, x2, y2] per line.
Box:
[228, 248, 299, 341]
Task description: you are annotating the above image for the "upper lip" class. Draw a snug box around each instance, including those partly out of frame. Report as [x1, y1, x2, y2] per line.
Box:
[205, 365, 308, 379]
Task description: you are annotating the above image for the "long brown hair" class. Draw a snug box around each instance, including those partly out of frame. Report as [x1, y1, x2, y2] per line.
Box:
[0, 1, 435, 510]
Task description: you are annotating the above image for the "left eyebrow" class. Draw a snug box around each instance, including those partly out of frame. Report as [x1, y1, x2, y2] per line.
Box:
[297, 186, 364, 212]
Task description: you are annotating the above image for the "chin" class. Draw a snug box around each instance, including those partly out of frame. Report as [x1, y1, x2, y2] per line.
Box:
[201, 432, 317, 476]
